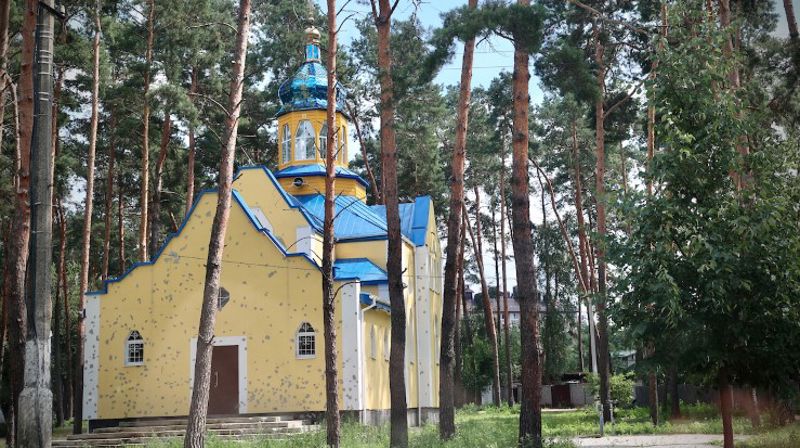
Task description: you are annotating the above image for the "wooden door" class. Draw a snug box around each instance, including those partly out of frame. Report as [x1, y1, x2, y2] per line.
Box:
[208, 345, 239, 415]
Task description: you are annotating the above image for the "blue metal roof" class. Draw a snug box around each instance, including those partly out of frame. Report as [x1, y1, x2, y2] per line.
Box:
[294, 194, 388, 241]
[369, 196, 431, 246]
[273, 164, 369, 188]
[359, 293, 391, 313]
[334, 258, 388, 284]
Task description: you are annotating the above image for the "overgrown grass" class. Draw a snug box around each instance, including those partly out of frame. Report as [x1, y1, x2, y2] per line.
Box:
[739, 423, 800, 448]
[142, 403, 759, 447]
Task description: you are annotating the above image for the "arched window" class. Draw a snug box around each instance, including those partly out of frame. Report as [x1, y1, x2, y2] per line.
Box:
[370, 326, 377, 360]
[318, 123, 328, 159]
[296, 322, 316, 359]
[217, 286, 230, 310]
[281, 124, 291, 163]
[126, 330, 144, 366]
[294, 120, 315, 160]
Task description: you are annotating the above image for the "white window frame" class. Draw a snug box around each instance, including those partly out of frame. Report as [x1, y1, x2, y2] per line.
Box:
[318, 123, 328, 160]
[296, 322, 316, 359]
[125, 330, 144, 366]
[294, 120, 315, 161]
[281, 123, 291, 163]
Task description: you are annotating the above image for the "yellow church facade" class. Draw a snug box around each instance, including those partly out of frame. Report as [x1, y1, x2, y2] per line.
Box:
[82, 28, 442, 430]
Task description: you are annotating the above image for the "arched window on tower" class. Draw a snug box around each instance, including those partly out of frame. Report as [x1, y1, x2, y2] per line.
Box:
[318, 123, 328, 160]
[296, 322, 316, 359]
[126, 330, 144, 366]
[281, 123, 291, 163]
[295, 120, 315, 160]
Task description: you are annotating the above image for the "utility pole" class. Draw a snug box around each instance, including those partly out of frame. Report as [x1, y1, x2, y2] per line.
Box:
[19, 1, 63, 446]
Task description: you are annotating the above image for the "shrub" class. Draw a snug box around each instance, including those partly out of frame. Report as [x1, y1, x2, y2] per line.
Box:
[586, 372, 636, 408]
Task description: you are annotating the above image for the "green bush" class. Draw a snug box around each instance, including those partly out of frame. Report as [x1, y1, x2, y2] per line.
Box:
[586, 372, 635, 407]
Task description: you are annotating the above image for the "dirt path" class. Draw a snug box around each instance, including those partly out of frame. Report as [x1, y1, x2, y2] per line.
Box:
[573, 434, 750, 448]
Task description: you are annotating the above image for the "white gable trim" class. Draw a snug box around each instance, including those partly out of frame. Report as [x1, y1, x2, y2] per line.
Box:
[189, 336, 248, 414]
[82, 295, 101, 419]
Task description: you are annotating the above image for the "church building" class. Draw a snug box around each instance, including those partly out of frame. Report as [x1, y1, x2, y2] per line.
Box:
[82, 26, 442, 430]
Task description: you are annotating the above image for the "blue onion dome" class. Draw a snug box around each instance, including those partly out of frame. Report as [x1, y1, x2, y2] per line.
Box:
[277, 25, 347, 117]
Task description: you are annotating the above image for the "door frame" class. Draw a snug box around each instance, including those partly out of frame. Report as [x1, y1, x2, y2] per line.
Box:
[189, 336, 248, 414]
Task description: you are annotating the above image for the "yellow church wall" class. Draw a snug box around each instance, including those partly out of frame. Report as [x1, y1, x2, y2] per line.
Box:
[424, 206, 442, 407]
[277, 110, 349, 170]
[232, 168, 317, 257]
[94, 192, 352, 420]
[336, 240, 387, 270]
[277, 176, 367, 201]
[363, 310, 391, 410]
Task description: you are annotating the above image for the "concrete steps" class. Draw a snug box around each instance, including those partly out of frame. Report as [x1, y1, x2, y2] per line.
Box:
[52, 416, 319, 447]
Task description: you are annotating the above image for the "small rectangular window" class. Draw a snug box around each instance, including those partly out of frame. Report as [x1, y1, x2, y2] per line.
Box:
[126, 330, 144, 366]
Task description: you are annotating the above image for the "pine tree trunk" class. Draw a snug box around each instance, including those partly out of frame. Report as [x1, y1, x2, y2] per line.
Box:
[511, 2, 543, 443]
[453, 226, 465, 408]
[74, 9, 101, 435]
[0, 0, 11, 152]
[58, 201, 73, 420]
[465, 191, 501, 406]
[372, 1, 408, 445]
[150, 109, 172, 255]
[438, 0, 476, 436]
[7, 1, 39, 444]
[491, 207, 502, 348]
[648, 370, 659, 425]
[118, 176, 126, 274]
[460, 213, 473, 346]
[593, 25, 613, 423]
[139, 0, 155, 261]
[322, 5, 341, 445]
[102, 111, 117, 281]
[183, 2, 250, 446]
[186, 67, 198, 217]
[499, 161, 513, 407]
[571, 126, 587, 375]
[785, 0, 799, 40]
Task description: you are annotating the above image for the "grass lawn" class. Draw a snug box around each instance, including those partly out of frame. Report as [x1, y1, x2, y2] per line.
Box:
[738, 422, 800, 448]
[142, 403, 764, 447]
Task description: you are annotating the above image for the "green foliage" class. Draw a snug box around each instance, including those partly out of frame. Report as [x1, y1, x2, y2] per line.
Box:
[740, 423, 800, 448]
[586, 372, 635, 408]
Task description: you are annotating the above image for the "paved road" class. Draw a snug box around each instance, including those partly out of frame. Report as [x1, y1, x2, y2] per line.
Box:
[573, 434, 749, 448]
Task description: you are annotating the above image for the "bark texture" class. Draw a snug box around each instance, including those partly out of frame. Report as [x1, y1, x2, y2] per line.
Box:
[499, 161, 513, 406]
[183, 1, 250, 446]
[102, 111, 117, 281]
[74, 10, 101, 433]
[785, 0, 799, 40]
[372, 1, 408, 445]
[511, 2, 543, 444]
[323, 6, 341, 445]
[139, 0, 155, 261]
[186, 67, 198, 217]
[438, 0, 476, 432]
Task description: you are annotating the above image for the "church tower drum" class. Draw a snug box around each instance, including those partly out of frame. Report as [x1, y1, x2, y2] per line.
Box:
[274, 25, 367, 200]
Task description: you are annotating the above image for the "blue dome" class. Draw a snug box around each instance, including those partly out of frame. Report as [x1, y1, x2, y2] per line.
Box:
[277, 37, 347, 117]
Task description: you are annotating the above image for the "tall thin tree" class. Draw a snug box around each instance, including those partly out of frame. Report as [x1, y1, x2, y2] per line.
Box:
[511, 0, 543, 445]
[183, 1, 251, 446]
[439, 0, 477, 438]
[499, 156, 513, 406]
[322, 3, 342, 445]
[370, 0, 408, 445]
[6, 1, 38, 444]
[74, 2, 101, 434]
[139, 0, 155, 261]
